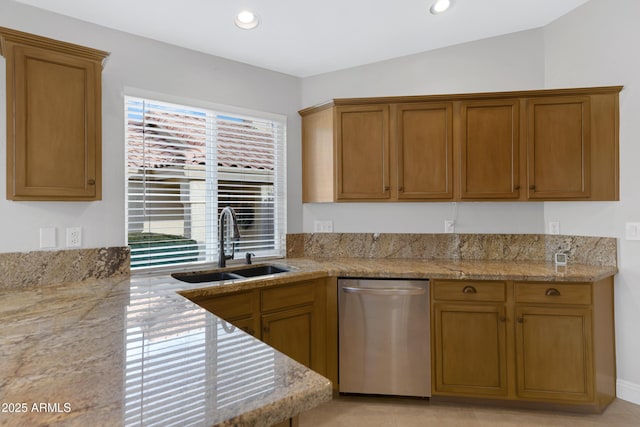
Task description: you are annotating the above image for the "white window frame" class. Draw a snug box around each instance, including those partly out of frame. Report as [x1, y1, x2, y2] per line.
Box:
[124, 89, 287, 272]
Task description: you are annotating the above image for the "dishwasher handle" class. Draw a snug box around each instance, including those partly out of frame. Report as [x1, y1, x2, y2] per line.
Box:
[341, 286, 426, 296]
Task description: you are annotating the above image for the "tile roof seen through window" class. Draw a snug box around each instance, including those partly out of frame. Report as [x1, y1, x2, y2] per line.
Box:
[127, 111, 275, 171]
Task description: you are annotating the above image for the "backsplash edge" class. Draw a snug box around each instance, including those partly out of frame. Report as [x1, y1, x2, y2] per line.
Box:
[286, 233, 617, 267]
[0, 247, 130, 290]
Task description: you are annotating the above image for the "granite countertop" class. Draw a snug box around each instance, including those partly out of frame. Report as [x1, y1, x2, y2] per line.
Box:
[0, 256, 617, 426]
[179, 257, 618, 299]
[0, 273, 332, 427]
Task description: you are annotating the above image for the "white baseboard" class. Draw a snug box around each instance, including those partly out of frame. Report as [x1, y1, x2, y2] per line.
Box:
[617, 379, 640, 405]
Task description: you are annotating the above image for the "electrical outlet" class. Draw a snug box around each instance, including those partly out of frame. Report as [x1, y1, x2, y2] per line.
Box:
[444, 220, 455, 233]
[548, 221, 560, 235]
[314, 220, 333, 233]
[66, 227, 82, 248]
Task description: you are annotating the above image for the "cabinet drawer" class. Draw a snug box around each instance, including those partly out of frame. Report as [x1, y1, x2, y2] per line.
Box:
[262, 281, 315, 312]
[227, 317, 258, 337]
[515, 282, 591, 305]
[433, 281, 506, 302]
[194, 291, 254, 320]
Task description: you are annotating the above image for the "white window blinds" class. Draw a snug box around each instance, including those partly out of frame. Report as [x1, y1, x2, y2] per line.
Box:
[125, 97, 286, 270]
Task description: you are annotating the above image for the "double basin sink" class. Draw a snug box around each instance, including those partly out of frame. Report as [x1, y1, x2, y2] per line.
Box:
[172, 264, 290, 284]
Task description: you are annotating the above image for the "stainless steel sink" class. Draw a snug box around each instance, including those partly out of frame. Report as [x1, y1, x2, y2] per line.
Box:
[230, 264, 290, 277]
[171, 264, 290, 283]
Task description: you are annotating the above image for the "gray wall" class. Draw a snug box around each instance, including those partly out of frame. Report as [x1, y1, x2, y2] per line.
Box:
[543, 0, 640, 403]
[0, 0, 302, 252]
[301, 29, 546, 235]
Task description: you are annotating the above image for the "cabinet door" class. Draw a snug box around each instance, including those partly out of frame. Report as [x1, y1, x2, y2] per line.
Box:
[6, 42, 102, 200]
[460, 99, 520, 199]
[433, 303, 508, 396]
[515, 305, 593, 402]
[262, 305, 314, 368]
[335, 105, 390, 200]
[396, 103, 453, 199]
[527, 96, 591, 199]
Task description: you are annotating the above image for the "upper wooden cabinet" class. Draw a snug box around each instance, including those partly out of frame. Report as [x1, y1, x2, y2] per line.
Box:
[0, 27, 109, 201]
[397, 103, 453, 199]
[299, 86, 621, 202]
[335, 105, 390, 200]
[460, 99, 520, 200]
[527, 96, 590, 199]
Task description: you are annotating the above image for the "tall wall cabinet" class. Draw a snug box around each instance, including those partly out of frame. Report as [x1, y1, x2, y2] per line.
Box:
[300, 86, 621, 202]
[0, 27, 109, 201]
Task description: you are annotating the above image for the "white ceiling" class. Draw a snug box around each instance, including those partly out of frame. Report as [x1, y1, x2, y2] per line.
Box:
[12, 0, 590, 77]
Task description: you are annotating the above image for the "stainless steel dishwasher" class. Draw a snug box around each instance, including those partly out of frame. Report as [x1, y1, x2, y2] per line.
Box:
[338, 278, 430, 397]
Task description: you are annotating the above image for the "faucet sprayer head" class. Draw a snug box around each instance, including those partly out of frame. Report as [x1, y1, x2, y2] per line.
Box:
[229, 208, 241, 240]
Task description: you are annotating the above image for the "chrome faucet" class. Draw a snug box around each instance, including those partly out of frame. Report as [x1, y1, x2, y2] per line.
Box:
[218, 206, 241, 268]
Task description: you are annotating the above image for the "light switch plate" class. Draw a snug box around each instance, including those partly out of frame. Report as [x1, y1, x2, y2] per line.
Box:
[625, 222, 640, 240]
[39, 227, 57, 248]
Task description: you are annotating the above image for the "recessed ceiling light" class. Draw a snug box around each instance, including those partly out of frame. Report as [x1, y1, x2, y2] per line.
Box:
[430, 0, 452, 14]
[235, 10, 260, 30]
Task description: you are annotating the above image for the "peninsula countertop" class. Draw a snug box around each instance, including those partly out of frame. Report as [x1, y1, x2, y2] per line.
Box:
[0, 273, 332, 427]
[0, 256, 617, 426]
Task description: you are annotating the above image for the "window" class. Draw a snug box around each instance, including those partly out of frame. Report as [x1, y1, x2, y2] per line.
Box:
[125, 96, 286, 270]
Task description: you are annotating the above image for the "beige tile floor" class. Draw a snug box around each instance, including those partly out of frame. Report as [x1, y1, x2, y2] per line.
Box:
[299, 395, 640, 426]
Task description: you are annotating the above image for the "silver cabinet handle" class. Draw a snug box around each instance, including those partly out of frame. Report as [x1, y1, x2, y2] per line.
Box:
[341, 286, 425, 296]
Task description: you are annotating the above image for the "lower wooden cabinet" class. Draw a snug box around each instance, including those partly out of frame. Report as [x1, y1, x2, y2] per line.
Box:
[227, 316, 259, 338]
[262, 305, 314, 367]
[433, 302, 508, 396]
[190, 274, 615, 412]
[431, 277, 615, 412]
[515, 305, 593, 401]
[189, 278, 327, 377]
[432, 281, 508, 396]
[191, 290, 260, 336]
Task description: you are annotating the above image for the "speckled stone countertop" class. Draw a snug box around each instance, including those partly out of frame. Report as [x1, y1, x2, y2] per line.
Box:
[179, 257, 618, 299]
[0, 255, 617, 426]
[0, 273, 332, 427]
